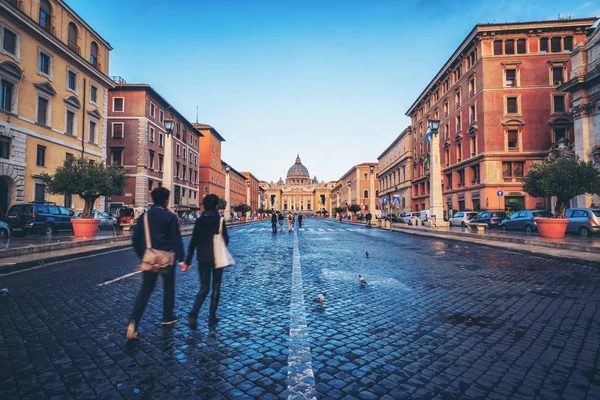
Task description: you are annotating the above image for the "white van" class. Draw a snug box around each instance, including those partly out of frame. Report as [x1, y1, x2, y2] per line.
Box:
[419, 209, 431, 223]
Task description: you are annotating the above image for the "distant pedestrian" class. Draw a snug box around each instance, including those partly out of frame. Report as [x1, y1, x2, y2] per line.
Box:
[278, 212, 284, 231]
[287, 213, 293, 231]
[366, 212, 372, 227]
[271, 211, 278, 233]
[127, 187, 184, 341]
[181, 194, 229, 328]
[339, 214, 342, 223]
[298, 214, 303, 228]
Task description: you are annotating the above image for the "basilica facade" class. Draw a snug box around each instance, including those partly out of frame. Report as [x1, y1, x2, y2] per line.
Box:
[260, 155, 336, 214]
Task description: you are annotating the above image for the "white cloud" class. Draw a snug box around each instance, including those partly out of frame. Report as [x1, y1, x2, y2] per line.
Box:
[578, 1, 594, 10]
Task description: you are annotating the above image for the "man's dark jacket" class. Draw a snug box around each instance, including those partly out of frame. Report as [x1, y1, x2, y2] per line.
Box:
[271, 214, 277, 224]
[133, 206, 184, 262]
[185, 211, 229, 266]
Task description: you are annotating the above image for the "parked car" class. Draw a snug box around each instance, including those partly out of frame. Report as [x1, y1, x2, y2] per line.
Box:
[6, 203, 76, 236]
[565, 208, 600, 237]
[468, 211, 508, 229]
[79, 211, 116, 230]
[500, 210, 553, 232]
[0, 220, 11, 239]
[403, 212, 421, 225]
[449, 211, 479, 227]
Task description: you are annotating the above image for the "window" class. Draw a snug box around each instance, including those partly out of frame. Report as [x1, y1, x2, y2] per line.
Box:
[63, 194, 72, 208]
[505, 39, 515, 55]
[554, 128, 567, 142]
[506, 97, 518, 114]
[112, 149, 122, 166]
[455, 90, 461, 107]
[39, 50, 51, 77]
[551, 37, 561, 53]
[502, 162, 512, 177]
[552, 67, 564, 85]
[2, 25, 18, 58]
[0, 137, 10, 159]
[159, 133, 164, 147]
[113, 97, 124, 112]
[148, 126, 154, 142]
[175, 162, 180, 178]
[507, 130, 518, 150]
[159, 109, 164, 123]
[39, 0, 52, 33]
[456, 114, 461, 132]
[37, 96, 49, 125]
[468, 78, 475, 97]
[540, 37, 549, 53]
[553, 95, 565, 113]
[1, 79, 13, 112]
[364, 190, 369, 198]
[90, 41, 99, 68]
[505, 69, 516, 87]
[564, 36, 573, 52]
[67, 69, 77, 92]
[36, 145, 45, 166]
[470, 135, 477, 156]
[517, 39, 527, 54]
[88, 120, 97, 144]
[182, 165, 186, 181]
[67, 22, 79, 54]
[150, 103, 155, 117]
[90, 83, 98, 104]
[183, 148, 187, 160]
[456, 142, 462, 162]
[158, 154, 163, 171]
[34, 184, 45, 203]
[469, 104, 476, 123]
[176, 143, 180, 156]
[513, 162, 524, 177]
[149, 180, 154, 192]
[149, 150, 155, 169]
[65, 110, 75, 136]
[112, 122, 123, 138]
[444, 100, 448, 117]
[494, 40, 503, 55]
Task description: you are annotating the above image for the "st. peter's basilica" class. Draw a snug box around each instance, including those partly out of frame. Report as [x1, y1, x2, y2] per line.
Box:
[260, 155, 336, 214]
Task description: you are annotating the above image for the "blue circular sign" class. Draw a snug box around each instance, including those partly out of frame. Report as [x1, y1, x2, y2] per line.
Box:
[382, 198, 388, 205]
[497, 190, 504, 197]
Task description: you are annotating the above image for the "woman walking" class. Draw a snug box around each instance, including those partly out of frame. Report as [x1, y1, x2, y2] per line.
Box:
[181, 194, 229, 328]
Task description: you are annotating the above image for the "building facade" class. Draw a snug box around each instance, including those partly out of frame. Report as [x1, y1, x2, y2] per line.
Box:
[377, 127, 413, 215]
[0, 0, 114, 212]
[331, 163, 380, 214]
[261, 155, 335, 214]
[241, 171, 260, 213]
[560, 19, 600, 208]
[107, 82, 202, 213]
[195, 123, 225, 199]
[406, 18, 596, 218]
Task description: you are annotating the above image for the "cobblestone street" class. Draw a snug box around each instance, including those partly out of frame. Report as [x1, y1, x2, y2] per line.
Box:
[1, 218, 599, 399]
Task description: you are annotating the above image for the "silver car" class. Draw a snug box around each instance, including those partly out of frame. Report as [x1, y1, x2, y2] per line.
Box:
[565, 208, 600, 237]
[403, 212, 421, 225]
[449, 211, 479, 227]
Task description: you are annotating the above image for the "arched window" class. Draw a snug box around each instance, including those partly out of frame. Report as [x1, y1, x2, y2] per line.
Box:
[364, 190, 369, 199]
[90, 42, 99, 68]
[67, 23, 79, 54]
[39, 0, 52, 33]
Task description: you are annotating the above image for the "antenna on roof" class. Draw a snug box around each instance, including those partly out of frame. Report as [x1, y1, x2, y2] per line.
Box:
[196, 106, 198, 123]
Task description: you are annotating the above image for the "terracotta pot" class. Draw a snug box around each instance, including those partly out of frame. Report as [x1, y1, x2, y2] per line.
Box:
[352, 215, 358, 222]
[71, 218, 100, 237]
[533, 217, 568, 239]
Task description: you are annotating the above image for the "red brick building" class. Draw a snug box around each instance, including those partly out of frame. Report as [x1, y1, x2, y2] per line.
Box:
[107, 81, 202, 212]
[195, 123, 225, 199]
[406, 19, 596, 218]
[241, 172, 260, 213]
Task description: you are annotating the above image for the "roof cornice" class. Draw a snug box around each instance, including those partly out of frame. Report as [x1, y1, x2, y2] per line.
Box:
[377, 126, 412, 160]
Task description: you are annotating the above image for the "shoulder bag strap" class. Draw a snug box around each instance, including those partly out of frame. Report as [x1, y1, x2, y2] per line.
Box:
[144, 212, 152, 249]
[217, 217, 223, 235]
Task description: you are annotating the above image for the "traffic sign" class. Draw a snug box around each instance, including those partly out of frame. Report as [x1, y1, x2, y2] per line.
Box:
[382, 198, 388, 205]
[392, 196, 400, 205]
[497, 190, 504, 197]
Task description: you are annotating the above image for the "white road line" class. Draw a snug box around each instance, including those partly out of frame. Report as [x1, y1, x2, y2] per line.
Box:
[286, 231, 316, 400]
[97, 270, 142, 287]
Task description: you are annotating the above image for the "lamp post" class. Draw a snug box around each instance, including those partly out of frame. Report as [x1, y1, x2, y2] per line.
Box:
[163, 116, 175, 210]
[427, 119, 446, 226]
[369, 165, 376, 215]
[246, 181, 251, 218]
[225, 166, 231, 221]
[347, 180, 352, 216]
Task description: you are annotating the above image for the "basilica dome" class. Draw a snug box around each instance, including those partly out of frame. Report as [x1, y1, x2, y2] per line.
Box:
[287, 155, 310, 178]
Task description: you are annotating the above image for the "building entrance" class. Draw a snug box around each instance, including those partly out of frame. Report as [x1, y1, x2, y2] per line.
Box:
[0, 176, 11, 213]
[505, 196, 525, 214]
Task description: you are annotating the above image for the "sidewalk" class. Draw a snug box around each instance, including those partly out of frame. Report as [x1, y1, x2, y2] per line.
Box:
[0, 220, 261, 274]
[328, 218, 600, 264]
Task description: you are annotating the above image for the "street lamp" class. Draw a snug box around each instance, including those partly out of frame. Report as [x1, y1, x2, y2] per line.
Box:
[427, 119, 445, 226]
[246, 181, 251, 218]
[225, 165, 231, 221]
[369, 165, 375, 215]
[162, 116, 175, 210]
[347, 180, 352, 215]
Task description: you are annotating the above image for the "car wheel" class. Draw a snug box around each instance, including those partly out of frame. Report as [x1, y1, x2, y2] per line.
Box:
[43, 223, 54, 236]
[579, 227, 591, 237]
[524, 225, 533, 233]
[0, 228, 8, 239]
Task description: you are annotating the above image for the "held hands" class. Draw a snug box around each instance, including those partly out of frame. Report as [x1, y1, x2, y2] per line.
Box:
[179, 262, 191, 272]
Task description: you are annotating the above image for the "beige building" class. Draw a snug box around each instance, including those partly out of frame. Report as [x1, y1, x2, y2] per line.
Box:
[560, 19, 600, 207]
[261, 155, 335, 214]
[0, 0, 114, 213]
[330, 162, 380, 214]
[377, 127, 413, 215]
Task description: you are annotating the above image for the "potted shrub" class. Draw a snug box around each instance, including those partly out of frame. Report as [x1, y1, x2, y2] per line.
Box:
[348, 204, 362, 221]
[523, 154, 600, 238]
[41, 158, 127, 237]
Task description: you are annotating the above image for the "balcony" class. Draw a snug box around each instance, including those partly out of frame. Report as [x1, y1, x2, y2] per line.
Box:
[68, 40, 81, 55]
[40, 20, 56, 36]
[4, 0, 23, 11]
[90, 56, 102, 71]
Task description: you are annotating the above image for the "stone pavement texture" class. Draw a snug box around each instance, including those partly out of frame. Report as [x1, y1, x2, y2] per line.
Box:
[0, 218, 599, 399]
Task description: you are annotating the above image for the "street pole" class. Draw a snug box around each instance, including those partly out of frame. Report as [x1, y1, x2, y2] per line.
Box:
[163, 117, 175, 211]
[225, 166, 231, 221]
[369, 165, 375, 215]
[427, 120, 447, 227]
[246, 181, 251, 218]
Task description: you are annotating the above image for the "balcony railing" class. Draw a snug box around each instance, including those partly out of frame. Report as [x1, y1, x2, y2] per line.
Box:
[507, 147, 520, 152]
[40, 19, 56, 36]
[471, 179, 480, 185]
[68, 40, 81, 55]
[90, 56, 101, 71]
[503, 177, 513, 182]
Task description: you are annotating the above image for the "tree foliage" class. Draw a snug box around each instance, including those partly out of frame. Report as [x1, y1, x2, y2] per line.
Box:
[233, 203, 251, 214]
[522, 155, 600, 218]
[40, 158, 127, 218]
[334, 207, 345, 214]
[348, 204, 362, 214]
[217, 197, 227, 210]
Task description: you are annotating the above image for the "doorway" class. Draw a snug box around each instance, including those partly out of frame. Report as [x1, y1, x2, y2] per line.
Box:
[0, 176, 11, 212]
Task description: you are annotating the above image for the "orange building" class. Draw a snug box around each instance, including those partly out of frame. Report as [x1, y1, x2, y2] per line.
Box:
[195, 123, 225, 199]
[241, 171, 260, 213]
[221, 161, 246, 214]
[406, 18, 596, 218]
[331, 163, 380, 214]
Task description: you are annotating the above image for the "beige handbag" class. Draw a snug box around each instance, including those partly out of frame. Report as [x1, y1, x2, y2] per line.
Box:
[140, 212, 175, 273]
[214, 217, 235, 269]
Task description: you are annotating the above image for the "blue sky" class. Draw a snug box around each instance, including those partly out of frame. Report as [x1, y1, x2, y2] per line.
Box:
[70, 0, 599, 182]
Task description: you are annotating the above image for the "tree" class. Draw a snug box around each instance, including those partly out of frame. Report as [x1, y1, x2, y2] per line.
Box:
[233, 203, 251, 214]
[218, 197, 227, 210]
[348, 204, 362, 215]
[41, 158, 127, 218]
[522, 154, 600, 218]
[334, 207, 345, 215]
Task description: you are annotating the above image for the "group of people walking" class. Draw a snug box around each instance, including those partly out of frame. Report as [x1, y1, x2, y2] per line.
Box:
[270, 211, 303, 233]
[126, 188, 229, 341]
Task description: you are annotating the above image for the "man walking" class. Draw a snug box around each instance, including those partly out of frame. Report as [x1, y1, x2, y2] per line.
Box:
[287, 213, 294, 232]
[127, 187, 184, 340]
[271, 211, 278, 233]
[298, 214, 303, 228]
[366, 212, 372, 228]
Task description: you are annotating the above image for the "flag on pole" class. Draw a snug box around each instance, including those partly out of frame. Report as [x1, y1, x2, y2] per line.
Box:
[425, 129, 433, 144]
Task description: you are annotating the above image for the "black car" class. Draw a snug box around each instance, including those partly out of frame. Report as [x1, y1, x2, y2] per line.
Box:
[469, 211, 508, 229]
[7, 203, 76, 236]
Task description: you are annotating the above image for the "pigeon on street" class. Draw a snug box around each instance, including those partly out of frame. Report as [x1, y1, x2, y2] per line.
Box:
[357, 275, 367, 285]
[365, 251, 369, 258]
[313, 292, 326, 305]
